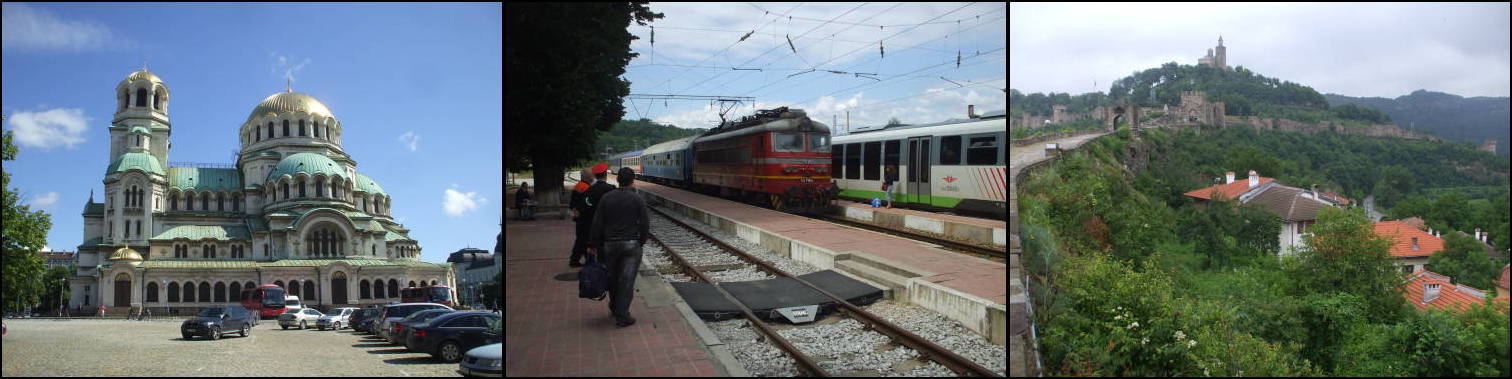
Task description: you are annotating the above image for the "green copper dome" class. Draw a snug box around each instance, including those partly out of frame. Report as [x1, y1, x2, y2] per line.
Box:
[266, 153, 347, 182]
[106, 152, 165, 176]
[354, 173, 386, 195]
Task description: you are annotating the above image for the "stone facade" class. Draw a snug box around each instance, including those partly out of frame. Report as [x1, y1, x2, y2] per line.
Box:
[1174, 91, 1226, 127]
[1241, 116, 1444, 141]
[69, 69, 454, 314]
[1479, 139, 1498, 154]
[1199, 36, 1227, 69]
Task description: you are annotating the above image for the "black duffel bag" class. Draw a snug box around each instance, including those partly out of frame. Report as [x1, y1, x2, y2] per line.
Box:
[578, 254, 609, 301]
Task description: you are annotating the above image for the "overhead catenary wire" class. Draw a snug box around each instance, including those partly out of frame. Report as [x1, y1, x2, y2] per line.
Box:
[736, 2, 982, 98]
[747, 2, 1003, 29]
[637, 3, 806, 94]
[736, 12, 1004, 101]
[671, 2, 871, 96]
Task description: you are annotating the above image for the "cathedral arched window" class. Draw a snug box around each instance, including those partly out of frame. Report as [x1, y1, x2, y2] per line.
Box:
[135, 220, 141, 237]
[167, 282, 179, 302]
[316, 180, 324, 198]
[283, 120, 290, 137]
[360, 280, 370, 299]
[169, 192, 177, 211]
[282, 182, 290, 200]
[198, 283, 210, 302]
[299, 120, 306, 136]
[154, 91, 163, 110]
[136, 88, 147, 107]
[201, 192, 209, 210]
[314, 121, 321, 138]
[122, 90, 129, 111]
[136, 135, 142, 147]
[267, 122, 274, 139]
[184, 281, 196, 302]
[217, 192, 225, 211]
[298, 179, 306, 198]
[232, 194, 241, 212]
[255, 128, 261, 142]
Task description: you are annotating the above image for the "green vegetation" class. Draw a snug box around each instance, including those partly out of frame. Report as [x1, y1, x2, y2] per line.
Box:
[1429, 232, 1503, 290]
[1018, 127, 1510, 376]
[1010, 118, 1104, 140]
[1327, 90, 1510, 156]
[593, 118, 707, 157]
[3, 129, 55, 314]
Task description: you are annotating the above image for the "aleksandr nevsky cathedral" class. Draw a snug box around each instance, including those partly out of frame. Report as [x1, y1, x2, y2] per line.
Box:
[68, 68, 455, 314]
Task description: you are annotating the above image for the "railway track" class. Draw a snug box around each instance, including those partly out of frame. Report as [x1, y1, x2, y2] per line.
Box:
[809, 213, 1006, 260]
[645, 205, 1002, 377]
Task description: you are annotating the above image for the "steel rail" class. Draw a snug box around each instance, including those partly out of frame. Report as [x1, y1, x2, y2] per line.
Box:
[813, 214, 1005, 259]
[646, 223, 829, 377]
[648, 205, 1002, 377]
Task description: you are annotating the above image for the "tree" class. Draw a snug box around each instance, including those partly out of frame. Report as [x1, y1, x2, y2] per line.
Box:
[1291, 207, 1402, 323]
[1428, 232, 1499, 290]
[505, 3, 664, 206]
[2, 129, 53, 314]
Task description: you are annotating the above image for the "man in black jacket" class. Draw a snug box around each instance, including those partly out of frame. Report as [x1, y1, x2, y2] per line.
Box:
[588, 167, 650, 327]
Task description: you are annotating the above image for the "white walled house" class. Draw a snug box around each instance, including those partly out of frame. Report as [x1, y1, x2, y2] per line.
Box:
[1184, 170, 1339, 256]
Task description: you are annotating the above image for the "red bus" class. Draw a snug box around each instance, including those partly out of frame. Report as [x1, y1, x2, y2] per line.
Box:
[240, 284, 288, 319]
[400, 286, 453, 307]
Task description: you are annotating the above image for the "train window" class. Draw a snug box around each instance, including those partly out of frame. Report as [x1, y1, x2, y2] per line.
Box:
[808, 134, 829, 153]
[773, 133, 803, 152]
[845, 143, 861, 180]
[967, 135, 999, 165]
[863, 141, 881, 180]
[940, 136, 962, 165]
[884, 140, 900, 182]
[832, 144, 844, 178]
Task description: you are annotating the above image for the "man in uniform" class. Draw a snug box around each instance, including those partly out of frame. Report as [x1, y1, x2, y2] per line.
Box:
[567, 169, 592, 267]
[588, 167, 650, 327]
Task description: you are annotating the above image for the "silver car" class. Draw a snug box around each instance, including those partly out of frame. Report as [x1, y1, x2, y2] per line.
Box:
[316, 307, 359, 331]
[277, 308, 324, 330]
[375, 303, 453, 343]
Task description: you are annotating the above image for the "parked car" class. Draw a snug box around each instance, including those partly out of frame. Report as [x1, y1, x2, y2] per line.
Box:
[375, 303, 453, 343]
[284, 295, 303, 312]
[388, 309, 455, 346]
[406, 311, 501, 362]
[317, 307, 359, 331]
[181, 305, 253, 340]
[458, 343, 502, 377]
[277, 308, 324, 330]
[351, 308, 382, 334]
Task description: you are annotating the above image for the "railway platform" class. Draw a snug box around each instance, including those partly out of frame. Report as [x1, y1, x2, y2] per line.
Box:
[622, 176, 1008, 345]
[827, 200, 1006, 248]
[504, 215, 748, 377]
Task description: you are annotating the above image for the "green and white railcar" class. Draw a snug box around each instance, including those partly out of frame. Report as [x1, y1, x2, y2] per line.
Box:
[829, 112, 1006, 219]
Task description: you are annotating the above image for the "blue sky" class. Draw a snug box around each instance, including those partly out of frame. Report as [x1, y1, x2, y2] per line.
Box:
[1, 2, 502, 263]
[620, 2, 1005, 138]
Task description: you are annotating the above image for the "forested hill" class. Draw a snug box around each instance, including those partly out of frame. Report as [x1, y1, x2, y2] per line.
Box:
[1324, 90, 1511, 156]
[1013, 62, 1392, 125]
[594, 118, 708, 157]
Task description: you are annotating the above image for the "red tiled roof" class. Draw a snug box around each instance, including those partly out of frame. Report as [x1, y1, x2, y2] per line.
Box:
[1183, 177, 1274, 201]
[1402, 270, 1487, 312]
[1398, 217, 1426, 231]
[1372, 221, 1442, 258]
[1500, 264, 1510, 290]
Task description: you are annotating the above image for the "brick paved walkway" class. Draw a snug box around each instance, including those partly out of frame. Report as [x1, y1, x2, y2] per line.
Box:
[505, 216, 725, 377]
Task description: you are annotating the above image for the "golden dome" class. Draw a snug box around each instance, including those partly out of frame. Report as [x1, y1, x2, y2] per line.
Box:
[122, 70, 164, 85]
[107, 247, 144, 261]
[246, 91, 334, 125]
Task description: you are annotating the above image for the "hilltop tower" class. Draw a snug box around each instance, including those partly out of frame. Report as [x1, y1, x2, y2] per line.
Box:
[1215, 35, 1227, 69]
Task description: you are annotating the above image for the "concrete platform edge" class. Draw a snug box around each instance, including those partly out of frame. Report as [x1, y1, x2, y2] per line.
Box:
[640, 267, 750, 377]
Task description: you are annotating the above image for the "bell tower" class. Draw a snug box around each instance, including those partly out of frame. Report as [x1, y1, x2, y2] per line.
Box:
[112, 65, 171, 165]
[1215, 35, 1227, 69]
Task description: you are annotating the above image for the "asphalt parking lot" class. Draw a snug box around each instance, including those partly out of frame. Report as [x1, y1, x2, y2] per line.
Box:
[2, 318, 472, 376]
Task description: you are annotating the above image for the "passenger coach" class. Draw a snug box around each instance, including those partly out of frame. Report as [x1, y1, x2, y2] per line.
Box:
[830, 109, 1006, 218]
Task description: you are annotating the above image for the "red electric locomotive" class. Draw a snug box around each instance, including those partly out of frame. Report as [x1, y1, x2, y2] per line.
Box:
[690, 107, 835, 212]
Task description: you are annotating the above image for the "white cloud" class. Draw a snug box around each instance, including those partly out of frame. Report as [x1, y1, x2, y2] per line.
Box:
[1, 3, 133, 52]
[273, 54, 312, 89]
[442, 186, 488, 217]
[5, 108, 90, 150]
[398, 131, 420, 152]
[30, 191, 59, 207]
